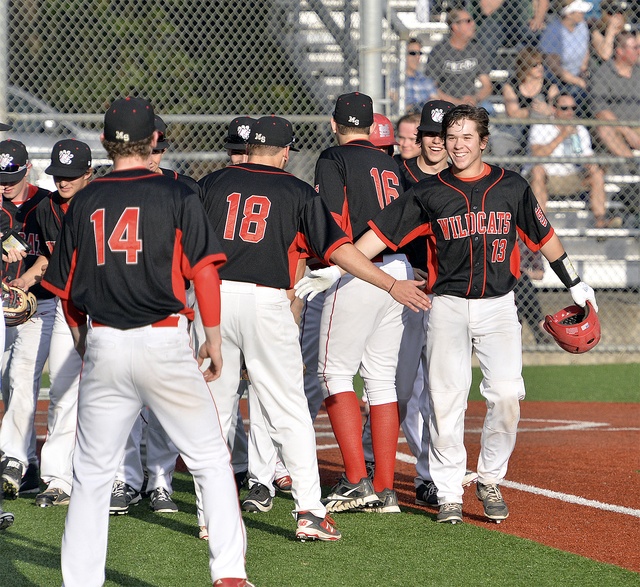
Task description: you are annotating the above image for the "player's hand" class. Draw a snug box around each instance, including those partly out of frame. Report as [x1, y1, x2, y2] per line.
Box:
[2, 248, 27, 264]
[413, 268, 428, 285]
[570, 281, 598, 312]
[389, 279, 431, 312]
[294, 265, 341, 300]
[9, 277, 28, 291]
[198, 341, 223, 382]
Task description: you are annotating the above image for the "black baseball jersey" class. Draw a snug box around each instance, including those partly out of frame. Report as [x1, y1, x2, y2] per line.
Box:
[395, 157, 435, 270]
[369, 164, 554, 298]
[397, 157, 431, 190]
[314, 139, 403, 241]
[198, 163, 350, 289]
[1, 184, 53, 299]
[41, 168, 226, 329]
[35, 191, 70, 257]
[161, 167, 201, 197]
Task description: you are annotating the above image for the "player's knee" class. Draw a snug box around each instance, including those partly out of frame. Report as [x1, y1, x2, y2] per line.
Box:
[318, 374, 354, 398]
[482, 379, 524, 433]
[362, 379, 397, 405]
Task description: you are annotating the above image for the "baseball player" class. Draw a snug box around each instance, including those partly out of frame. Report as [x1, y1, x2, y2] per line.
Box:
[197, 115, 428, 541]
[9, 140, 93, 508]
[311, 93, 415, 514]
[364, 101, 455, 507]
[40, 97, 250, 586]
[299, 105, 598, 524]
[0, 139, 53, 500]
[0, 118, 16, 531]
[109, 115, 198, 516]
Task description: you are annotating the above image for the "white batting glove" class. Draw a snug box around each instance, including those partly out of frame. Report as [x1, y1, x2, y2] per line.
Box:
[294, 265, 341, 301]
[570, 281, 598, 312]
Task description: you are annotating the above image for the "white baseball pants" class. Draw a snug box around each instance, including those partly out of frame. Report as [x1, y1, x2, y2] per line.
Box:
[60, 316, 246, 586]
[426, 293, 525, 504]
[40, 300, 82, 494]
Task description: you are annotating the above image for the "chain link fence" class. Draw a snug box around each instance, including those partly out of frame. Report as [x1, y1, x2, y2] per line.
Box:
[4, 0, 639, 359]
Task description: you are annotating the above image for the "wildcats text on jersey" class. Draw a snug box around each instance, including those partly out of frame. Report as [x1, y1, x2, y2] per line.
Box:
[436, 211, 512, 240]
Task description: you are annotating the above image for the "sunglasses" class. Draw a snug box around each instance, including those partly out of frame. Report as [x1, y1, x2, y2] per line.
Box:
[407, 50, 423, 56]
[556, 105, 576, 111]
[0, 163, 27, 173]
[454, 18, 472, 24]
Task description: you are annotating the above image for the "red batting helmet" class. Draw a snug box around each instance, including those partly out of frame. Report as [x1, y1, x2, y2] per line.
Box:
[543, 302, 601, 354]
[369, 113, 398, 148]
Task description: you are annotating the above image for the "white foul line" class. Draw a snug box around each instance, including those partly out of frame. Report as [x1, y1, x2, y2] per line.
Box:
[316, 418, 640, 519]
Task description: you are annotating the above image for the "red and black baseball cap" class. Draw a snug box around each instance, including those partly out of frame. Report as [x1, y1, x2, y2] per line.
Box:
[46, 139, 92, 178]
[333, 92, 374, 128]
[418, 100, 455, 133]
[247, 116, 299, 150]
[0, 139, 29, 182]
[224, 116, 255, 151]
[104, 97, 155, 143]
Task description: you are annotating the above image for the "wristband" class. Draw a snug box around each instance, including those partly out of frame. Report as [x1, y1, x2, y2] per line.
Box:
[388, 279, 397, 293]
[549, 253, 580, 288]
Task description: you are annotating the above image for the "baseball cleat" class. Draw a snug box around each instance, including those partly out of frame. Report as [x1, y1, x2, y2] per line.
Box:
[241, 483, 274, 513]
[109, 480, 141, 515]
[273, 475, 293, 494]
[19, 463, 41, 494]
[415, 481, 439, 506]
[35, 487, 70, 507]
[462, 470, 478, 487]
[322, 474, 379, 513]
[149, 488, 178, 513]
[476, 482, 509, 521]
[366, 488, 401, 514]
[437, 502, 463, 524]
[295, 511, 341, 542]
[0, 508, 14, 531]
[1, 458, 25, 500]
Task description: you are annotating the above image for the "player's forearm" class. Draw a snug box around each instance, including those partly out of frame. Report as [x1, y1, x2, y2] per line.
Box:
[330, 243, 395, 292]
[11, 255, 48, 290]
[193, 263, 222, 328]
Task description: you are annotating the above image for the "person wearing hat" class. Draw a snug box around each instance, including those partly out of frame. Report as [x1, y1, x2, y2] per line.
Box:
[312, 92, 417, 515]
[369, 113, 399, 157]
[40, 96, 251, 586]
[0, 120, 14, 533]
[0, 139, 55, 506]
[6, 139, 93, 508]
[540, 0, 592, 109]
[198, 113, 429, 539]
[366, 99, 456, 510]
[224, 115, 255, 165]
[109, 113, 204, 519]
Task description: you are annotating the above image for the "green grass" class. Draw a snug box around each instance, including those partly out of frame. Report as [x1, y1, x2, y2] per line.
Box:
[471, 363, 640, 403]
[5, 363, 639, 586]
[2, 474, 638, 587]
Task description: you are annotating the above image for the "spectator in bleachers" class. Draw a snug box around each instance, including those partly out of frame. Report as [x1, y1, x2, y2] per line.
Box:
[390, 38, 438, 114]
[540, 0, 591, 110]
[394, 112, 422, 164]
[425, 8, 493, 108]
[528, 92, 622, 227]
[590, 30, 640, 159]
[590, 0, 629, 68]
[470, 0, 549, 68]
[502, 47, 559, 150]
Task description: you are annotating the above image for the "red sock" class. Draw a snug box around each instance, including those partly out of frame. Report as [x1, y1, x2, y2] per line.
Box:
[370, 402, 399, 492]
[325, 392, 367, 483]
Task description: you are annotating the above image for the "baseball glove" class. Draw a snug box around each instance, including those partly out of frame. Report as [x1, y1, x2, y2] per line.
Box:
[2, 281, 37, 327]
